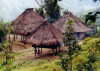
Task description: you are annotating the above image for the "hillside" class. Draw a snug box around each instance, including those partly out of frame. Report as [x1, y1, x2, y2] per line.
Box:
[0, 37, 100, 71]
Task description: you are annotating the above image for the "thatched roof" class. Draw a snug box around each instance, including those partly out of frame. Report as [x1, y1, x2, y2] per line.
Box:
[12, 8, 45, 35]
[22, 21, 63, 47]
[53, 12, 92, 33]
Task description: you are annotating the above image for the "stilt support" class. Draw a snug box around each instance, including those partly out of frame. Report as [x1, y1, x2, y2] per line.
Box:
[41, 48, 42, 54]
[34, 47, 37, 57]
[56, 48, 57, 54]
[52, 49, 55, 56]
[58, 47, 60, 52]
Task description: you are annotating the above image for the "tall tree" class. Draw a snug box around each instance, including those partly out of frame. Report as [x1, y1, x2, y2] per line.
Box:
[60, 19, 80, 71]
[35, 8, 45, 18]
[0, 20, 8, 43]
[85, 11, 100, 24]
[35, 0, 61, 23]
[44, 0, 61, 22]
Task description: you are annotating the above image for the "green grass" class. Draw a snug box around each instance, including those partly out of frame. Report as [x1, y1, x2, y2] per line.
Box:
[0, 37, 100, 71]
[11, 59, 62, 71]
[0, 48, 63, 71]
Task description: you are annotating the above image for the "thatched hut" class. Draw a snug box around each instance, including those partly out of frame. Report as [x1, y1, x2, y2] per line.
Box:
[12, 8, 45, 35]
[23, 21, 63, 47]
[22, 21, 63, 56]
[12, 8, 63, 56]
[53, 12, 92, 39]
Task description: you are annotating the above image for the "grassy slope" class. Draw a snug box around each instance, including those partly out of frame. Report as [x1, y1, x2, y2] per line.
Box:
[12, 50, 62, 71]
[81, 37, 100, 71]
[0, 48, 63, 71]
[0, 37, 100, 71]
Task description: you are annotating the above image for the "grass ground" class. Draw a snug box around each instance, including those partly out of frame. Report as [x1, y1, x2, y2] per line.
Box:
[0, 42, 63, 71]
[0, 49, 63, 71]
[0, 37, 100, 71]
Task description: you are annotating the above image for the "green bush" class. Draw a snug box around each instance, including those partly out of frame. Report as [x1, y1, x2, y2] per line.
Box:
[81, 37, 100, 51]
[0, 22, 8, 42]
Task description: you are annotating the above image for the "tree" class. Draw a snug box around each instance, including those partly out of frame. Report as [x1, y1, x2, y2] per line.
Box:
[0, 20, 14, 71]
[0, 20, 8, 43]
[85, 11, 100, 24]
[85, 11, 100, 33]
[81, 0, 100, 2]
[35, 8, 45, 18]
[93, 0, 100, 2]
[44, 0, 61, 22]
[60, 19, 80, 71]
[35, 0, 61, 23]
[77, 54, 96, 71]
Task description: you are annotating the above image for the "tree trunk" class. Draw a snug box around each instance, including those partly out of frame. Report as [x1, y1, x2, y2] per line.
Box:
[70, 56, 72, 71]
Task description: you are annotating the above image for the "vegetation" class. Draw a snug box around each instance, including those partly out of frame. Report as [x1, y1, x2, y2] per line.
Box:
[0, 0, 100, 71]
[44, 0, 61, 22]
[85, 11, 100, 34]
[35, 0, 61, 23]
[59, 19, 81, 71]
[0, 20, 9, 43]
[0, 20, 14, 71]
[35, 8, 45, 18]
[79, 37, 100, 71]
[93, 0, 100, 2]
[0, 37, 99, 71]
[0, 37, 100, 71]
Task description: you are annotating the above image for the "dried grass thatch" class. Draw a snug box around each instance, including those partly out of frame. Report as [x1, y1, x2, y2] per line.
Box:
[53, 12, 92, 33]
[22, 21, 63, 47]
[12, 8, 45, 35]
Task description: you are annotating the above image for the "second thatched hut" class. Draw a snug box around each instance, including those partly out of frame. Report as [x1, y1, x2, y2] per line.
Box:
[53, 12, 92, 39]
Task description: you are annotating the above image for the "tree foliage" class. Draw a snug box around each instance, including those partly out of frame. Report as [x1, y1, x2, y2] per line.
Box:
[44, 0, 61, 22]
[35, 0, 61, 23]
[85, 11, 100, 24]
[0, 20, 10, 43]
[60, 20, 80, 71]
[93, 0, 100, 2]
[85, 11, 100, 34]
[35, 8, 45, 18]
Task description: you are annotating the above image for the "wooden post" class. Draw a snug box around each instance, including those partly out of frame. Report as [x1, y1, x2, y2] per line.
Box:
[34, 47, 36, 57]
[9, 34, 11, 51]
[21, 35, 23, 42]
[10, 41, 12, 51]
[41, 48, 42, 54]
[56, 48, 57, 54]
[38, 48, 40, 55]
[23, 36, 24, 40]
[15, 34, 17, 41]
[58, 47, 60, 52]
[37, 48, 38, 55]
[20, 35, 22, 41]
[14, 34, 15, 42]
[52, 49, 54, 56]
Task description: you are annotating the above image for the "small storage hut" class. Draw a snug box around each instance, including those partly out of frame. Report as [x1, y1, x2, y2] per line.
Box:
[23, 21, 63, 56]
[53, 12, 92, 39]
